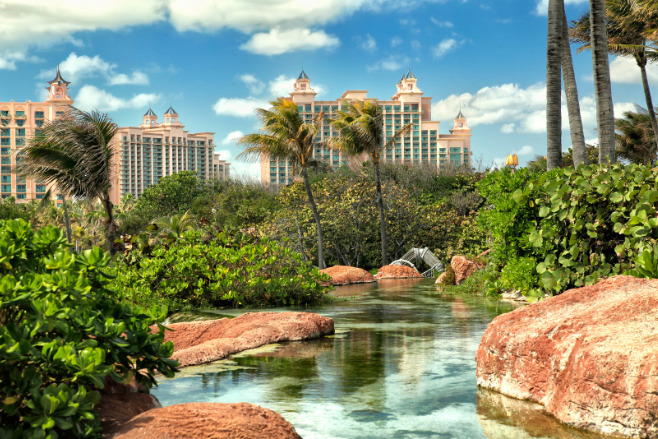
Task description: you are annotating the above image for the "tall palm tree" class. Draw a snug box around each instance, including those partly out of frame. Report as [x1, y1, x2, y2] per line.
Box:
[238, 99, 327, 269]
[547, 0, 565, 170]
[561, 5, 588, 166]
[571, 0, 658, 161]
[615, 106, 657, 164]
[19, 108, 119, 255]
[328, 99, 412, 266]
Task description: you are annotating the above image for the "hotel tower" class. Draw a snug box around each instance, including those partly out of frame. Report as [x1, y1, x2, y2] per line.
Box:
[261, 70, 472, 185]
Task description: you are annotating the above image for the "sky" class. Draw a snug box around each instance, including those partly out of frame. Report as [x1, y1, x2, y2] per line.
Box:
[1, 0, 656, 179]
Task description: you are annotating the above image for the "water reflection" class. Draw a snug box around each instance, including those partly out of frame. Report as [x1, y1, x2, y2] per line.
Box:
[153, 279, 604, 439]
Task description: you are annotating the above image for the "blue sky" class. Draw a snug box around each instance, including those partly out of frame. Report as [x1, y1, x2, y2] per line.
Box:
[1, 0, 655, 178]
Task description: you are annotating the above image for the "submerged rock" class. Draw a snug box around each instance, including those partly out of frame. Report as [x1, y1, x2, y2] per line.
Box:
[476, 275, 658, 438]
[320, 265, 376, 285]
[158, 311, 335, 368]
[375, 264, 424, 279]
[108, 402, 301, 439]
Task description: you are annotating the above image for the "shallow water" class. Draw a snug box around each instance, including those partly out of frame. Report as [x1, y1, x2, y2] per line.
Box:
[152, 279, 609, 439]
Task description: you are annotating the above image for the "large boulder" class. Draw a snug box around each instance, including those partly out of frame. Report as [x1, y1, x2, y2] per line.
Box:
[159, 311, 334, 368]
[375, 264, 424, 279]
[451, 256, 479, 285]
[97, 378, 160, 434]
[476, 275, 658, 438]
[320, 265, 376, 285]
[108, 402, 301, 439]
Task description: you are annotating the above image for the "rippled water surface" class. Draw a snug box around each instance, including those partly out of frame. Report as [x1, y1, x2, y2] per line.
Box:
[152, 279, 608, 439]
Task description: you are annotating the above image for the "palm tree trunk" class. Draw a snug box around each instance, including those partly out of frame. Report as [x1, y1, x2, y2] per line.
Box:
[547, 0, 563, 170]
[637, 50, 658, 164]
[61, 194, 72, 244]
[561, 4, 587, 166]
[374, 160, 388, 266]
[101, 193, 117, 257]
[590, 0, 616, 164]
[301, 167, 326, 269]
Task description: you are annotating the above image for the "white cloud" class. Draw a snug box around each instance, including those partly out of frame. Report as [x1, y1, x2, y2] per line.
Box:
[0, 0, 165, 53]
[512, 145, 535, 156]
[213, 97, 268, 118]
[432, 38, 463, 58]
[74, 85, 160, 112]
[37, 53, 149, 86]
[391, 36, 402, 48]
[240, 74, 265, 95]
[221, 131, 244, 146]
[535, 0, 589, 16]
[360, 34, 377, 52]
[501, 123, 515, 133]
[432, 82, 635, 136]
[609, 56, 658, 85]
[108, 71, 149, 85]
[0, 51, 41, 70]
[367, 55, 410, 72]
[268, 74, 326, 98]
[240, 28, 340, 55]
[430, 18, 453, 28]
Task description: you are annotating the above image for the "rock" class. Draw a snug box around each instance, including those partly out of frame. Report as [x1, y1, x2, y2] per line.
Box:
[476, 275, 658, 438]
[435, 271, 449, 285]
[500, 290, 527, 303]
[451, 255, 478, 285]
[375, 264, 424, 279]
[320, 265, 376, 285]
[108, 402, 301, 439]
[158, 311, 335, 368]
[97, 378, 161, 434]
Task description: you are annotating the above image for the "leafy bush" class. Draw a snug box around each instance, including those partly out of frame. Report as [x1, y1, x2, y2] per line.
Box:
[0, 219, 177, 438]
[112, 227, 331, 312]
[481, 164, 658, 296]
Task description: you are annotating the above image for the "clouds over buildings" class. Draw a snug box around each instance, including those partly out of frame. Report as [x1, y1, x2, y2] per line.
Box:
[37, 53, 149, 85]
[74, 85, 160, 112]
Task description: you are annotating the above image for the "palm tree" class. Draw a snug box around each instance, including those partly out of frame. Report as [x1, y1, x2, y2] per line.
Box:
[19, 108, 119, 255]
[154, 211, 197, 237]
[561, 5, 588, 166]
[328, 99, 412, 266]
[238, 99, 327, 269]
[547, 0, 564, 170]
[615, 106, 657, 164]
[571, 1, 658, 160]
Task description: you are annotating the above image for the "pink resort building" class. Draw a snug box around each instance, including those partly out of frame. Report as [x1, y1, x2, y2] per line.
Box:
[109, 108, 230, 204]
[1, 67, 230, 206]
[261, 70, 472, 185]
[0, 67, 73, 203]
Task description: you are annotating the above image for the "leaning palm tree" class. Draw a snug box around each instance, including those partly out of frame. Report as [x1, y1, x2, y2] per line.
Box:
[328, 100, 412, 266]
[19, 108, 119, 255]
[571, 0, 658, 161]
[238, 99, 327, 269]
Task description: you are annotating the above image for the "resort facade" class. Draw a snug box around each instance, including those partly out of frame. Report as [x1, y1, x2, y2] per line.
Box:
[1, 68, 230, 206]
[0, 68, 73, 202]
[109, 108, 230, 204]
[261, 70, 472, 185]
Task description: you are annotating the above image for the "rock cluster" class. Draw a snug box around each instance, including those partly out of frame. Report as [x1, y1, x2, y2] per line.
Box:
[99, 311, 333, 438]
[320, 265, 376, 285]
[375, 264, 424, 279]
[435, 255, 479, 285]
[476, 275, 658, 438]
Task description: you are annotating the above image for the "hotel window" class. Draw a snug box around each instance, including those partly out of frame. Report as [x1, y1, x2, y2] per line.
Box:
[56, 111, 65, 117]
[16, 185, 26, 193]
[34, 111, 44, 119]
[1, 176, 9, 183]
[1, 185, 11, 192]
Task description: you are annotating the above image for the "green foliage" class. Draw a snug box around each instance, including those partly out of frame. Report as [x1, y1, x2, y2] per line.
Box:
[482, 164, 658, 296]
[0, 219, 177, 438]
[112, 226, 331, 312]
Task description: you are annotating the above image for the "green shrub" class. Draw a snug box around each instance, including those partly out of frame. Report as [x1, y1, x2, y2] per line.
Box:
[112, 227, 331, 312]
[0, 219, 177, 438]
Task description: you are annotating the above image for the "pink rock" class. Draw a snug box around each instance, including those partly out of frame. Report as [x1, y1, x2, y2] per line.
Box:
[157, 311, 335, 368]
[476, 275, 658, 438]
[451, 255, 478, 285]
[320, 265, 376, 285]
[435, 271, 450, 285]
[108, 402, 301, 439]
[375, 264, 424, 279]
